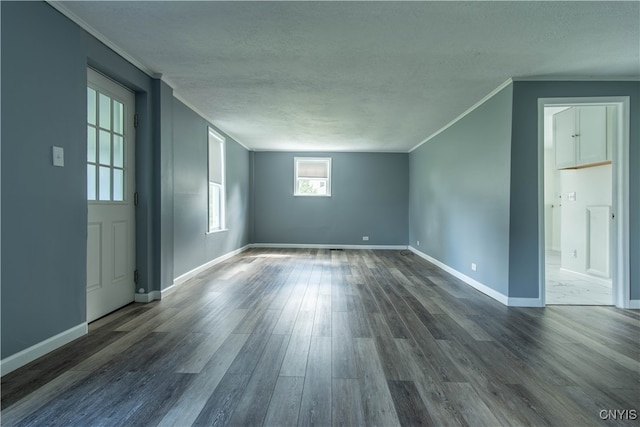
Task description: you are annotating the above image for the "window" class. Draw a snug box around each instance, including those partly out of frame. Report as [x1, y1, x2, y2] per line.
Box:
[208, 128, 226, 232]
[87, 87, 126, 202]
[294, 157, 331, 196]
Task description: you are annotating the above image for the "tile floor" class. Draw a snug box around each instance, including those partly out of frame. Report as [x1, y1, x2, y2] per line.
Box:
[545, 250, 612, 305]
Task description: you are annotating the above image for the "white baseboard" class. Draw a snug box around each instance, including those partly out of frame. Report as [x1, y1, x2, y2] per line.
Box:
[408, 246, 511, 306]
[1, 323, 87, 376]
[134, 291, 160, 303]
[172, 245, 251, 288]
[161, 285, 176, 299]
[134, 246, 251, 303]
[508, 297, 544, 307]
[250, 243, 408, 250]
[629, 299, 640, 309]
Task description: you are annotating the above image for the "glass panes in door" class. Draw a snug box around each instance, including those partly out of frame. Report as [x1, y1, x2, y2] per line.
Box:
[87, 87, 126, 202]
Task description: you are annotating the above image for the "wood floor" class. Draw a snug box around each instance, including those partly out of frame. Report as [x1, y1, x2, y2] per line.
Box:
[2, 248, 639, 426]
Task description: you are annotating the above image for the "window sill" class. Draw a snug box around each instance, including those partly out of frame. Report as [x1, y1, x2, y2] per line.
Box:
[206, 228, 228, 235]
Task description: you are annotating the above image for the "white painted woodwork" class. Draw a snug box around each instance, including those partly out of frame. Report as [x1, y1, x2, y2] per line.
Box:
[586, 206, 611, 278]
[559, 164, 612, 278]
[576, 106, 608, 166]
[87, 68, 136, 322]
[554, 108, 576, 169]
[86, 223, 102, 291]
[554, 106, 609, 170]
[544, 146, 563, 252]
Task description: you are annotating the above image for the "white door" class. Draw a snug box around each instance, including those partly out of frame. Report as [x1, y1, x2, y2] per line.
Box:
[86, 68, 136, 322]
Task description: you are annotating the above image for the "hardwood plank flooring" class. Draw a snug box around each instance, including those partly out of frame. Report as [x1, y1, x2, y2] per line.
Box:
[263, 376, 305, 426]
[298, 336, 332, 426]
[331, 378, 365, 426]
[2, 248, 639, 426]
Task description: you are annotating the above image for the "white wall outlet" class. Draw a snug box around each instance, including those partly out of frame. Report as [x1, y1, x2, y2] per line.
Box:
[567, 191, 576, 201]
[572, 249, 577, 258]
[52, 146, 64, 167]
[362, 236, 369, 241]
[471, 263, 477, 271]
[417, 240, 420, 246]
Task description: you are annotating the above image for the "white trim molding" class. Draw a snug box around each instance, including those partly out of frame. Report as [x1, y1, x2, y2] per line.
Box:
[250, 243, 408, 250]
[135, 291, 160, 303]
[47, 1, 154, 76]
[1, 323, 87, 376]
[162, 285, 177, 299]
[134, 246, 251, 303]
[47, 1, 252, 152]
[410, 78, 513, 153]
[513, 76, 640, 82]
[408, 246, 512, 306]
[507, 297, 544, 308]
[173, 245, 251, 288]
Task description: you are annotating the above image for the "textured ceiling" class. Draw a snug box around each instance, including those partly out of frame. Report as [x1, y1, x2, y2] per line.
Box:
[56, 1, 639, 152]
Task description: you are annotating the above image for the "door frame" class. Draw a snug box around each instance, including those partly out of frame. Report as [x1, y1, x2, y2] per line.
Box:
[537, 96, 630, 308]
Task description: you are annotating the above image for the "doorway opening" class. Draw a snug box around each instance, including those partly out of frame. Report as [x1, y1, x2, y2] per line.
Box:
[539, 97, 630, 307]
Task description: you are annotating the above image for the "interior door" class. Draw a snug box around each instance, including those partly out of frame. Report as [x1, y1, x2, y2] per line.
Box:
[86, 68, 136, 322]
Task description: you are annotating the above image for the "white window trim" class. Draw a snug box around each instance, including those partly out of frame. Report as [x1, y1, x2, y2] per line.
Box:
[207, 128, 227, 234]
[294, 157, 332, 197]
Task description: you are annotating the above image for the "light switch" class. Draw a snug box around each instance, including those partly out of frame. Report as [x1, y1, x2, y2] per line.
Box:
[52, 146, 64, 167]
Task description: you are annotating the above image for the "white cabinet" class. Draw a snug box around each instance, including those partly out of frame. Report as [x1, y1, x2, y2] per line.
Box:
[554, 108, 576, 169]
[554, 106, 611, 169]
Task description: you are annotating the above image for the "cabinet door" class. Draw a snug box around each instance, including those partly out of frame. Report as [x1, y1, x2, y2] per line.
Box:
[576, 106, 608, 166]
[554, 108, 576, 169]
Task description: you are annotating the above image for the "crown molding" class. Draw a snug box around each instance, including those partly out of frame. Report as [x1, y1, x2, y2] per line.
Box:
[512, 76, 640, 82]
[47, 1, 155, 77]
[410, 78, 513, 153]
[47, 1, 253, 151]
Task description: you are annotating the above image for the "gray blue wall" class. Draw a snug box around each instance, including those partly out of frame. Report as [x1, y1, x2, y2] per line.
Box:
[510, 81, 640, 300]
[409, 81, 638, 302]
[1, 1, 251, 360]
[173, 100, 251, 278]
[0, 1, 162, 359]
[2, 1, 89, 359]
[152, 79, 175, 292]
[253, 152, 408, 246]
[409, 84, 514, 296]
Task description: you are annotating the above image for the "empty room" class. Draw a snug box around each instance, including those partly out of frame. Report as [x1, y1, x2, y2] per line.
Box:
[1, 1, 639, 426]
